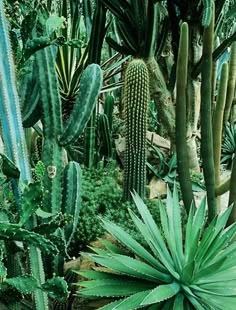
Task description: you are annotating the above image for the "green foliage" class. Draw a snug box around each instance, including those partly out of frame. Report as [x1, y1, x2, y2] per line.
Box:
[77, 184, 236, 309]
[71, 166, 161, 253]
[221, 123, 236, 168]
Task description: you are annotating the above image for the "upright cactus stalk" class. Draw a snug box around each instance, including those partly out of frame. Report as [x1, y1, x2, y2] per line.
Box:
[200, 3, 216, 221]
[176, 22, 194, 213]
[223, 42, 236, 124]
[123, 59, 150, 200]
[35, 46, 102, 275]
[0, 1, 48, 308]
[0, 0, 31, 184]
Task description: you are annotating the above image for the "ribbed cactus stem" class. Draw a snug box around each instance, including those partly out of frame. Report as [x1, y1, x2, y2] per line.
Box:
[176, 22, 194, 213]
[200, 3, 217, 221]
[0, 0, 31, 184]
[123, 59, 149, 200]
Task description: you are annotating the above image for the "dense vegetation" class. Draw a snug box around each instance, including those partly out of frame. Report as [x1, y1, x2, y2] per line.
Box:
[0, 0, 236, 309]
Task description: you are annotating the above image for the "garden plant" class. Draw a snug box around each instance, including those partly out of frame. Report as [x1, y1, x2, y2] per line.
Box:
[0, 0, 236, 309]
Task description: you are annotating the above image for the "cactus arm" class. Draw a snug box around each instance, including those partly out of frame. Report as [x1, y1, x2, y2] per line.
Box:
[202, 0, 213, 28]
[62, 161, 81, 246]
[123, 59, 149, 200]
[175, 22, 194, 213]
[104, 95, 114, 131]
[59, 64, 103, 146]
[200, 4, 217, 221]
[98, 114, 113, 160]
[0, 0, 31, 184]
[35, 47, 64, 213]
[223, 42, 236, 124]
[213, 63, 228, 208]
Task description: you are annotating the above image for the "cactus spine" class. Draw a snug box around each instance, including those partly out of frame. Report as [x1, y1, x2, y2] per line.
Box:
[123, 59, 149, 200]
[176, 22, 194, 213]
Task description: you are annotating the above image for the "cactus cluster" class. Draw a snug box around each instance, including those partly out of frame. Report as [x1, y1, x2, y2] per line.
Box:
[123, 59, 150, 200]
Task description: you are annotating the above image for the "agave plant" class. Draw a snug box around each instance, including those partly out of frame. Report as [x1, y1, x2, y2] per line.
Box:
[221, 123, 236, 168]
[76, 184, 236, 309]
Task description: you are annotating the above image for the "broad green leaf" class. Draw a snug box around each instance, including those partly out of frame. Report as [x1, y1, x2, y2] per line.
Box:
[79, 279, 156, 297]
[195, 291, 236, 309]
[140, 282, 180, 306]
[100, 289, 153, 310]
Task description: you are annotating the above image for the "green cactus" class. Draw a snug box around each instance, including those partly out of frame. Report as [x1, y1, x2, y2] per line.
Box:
[223, 42, 236, 124]
[123, 59, 150, 200]
[62, 161, 82, 246]
[213, 63, 228, 210]
[0, 0, 31, 184]
[104, 95, 114, 131]
[176, 22, 195, 213]
[202, 0, 213, 27]
[200, 3, 216, 221]
[0, 1, 49, 308]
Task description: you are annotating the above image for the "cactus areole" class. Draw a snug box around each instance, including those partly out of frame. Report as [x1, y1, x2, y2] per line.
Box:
[123, 59, 150, 200]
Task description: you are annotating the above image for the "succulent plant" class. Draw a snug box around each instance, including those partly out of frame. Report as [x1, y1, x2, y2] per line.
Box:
[77, 184, 236, 309]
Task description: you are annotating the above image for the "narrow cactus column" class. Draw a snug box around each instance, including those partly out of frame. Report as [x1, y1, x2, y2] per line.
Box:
[200, 3, 217, 221]
[123, 59, 149, 200]
[176, 22, 195, 213]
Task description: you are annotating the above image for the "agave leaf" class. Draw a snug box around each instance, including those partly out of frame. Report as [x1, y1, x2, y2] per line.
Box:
[186, 295, 206, 309]
[164, 185, 184, 271]
[181, 260, 195, 284]
[74, 270, 117, 280]
[173, 293, 185, 309]
[79, 279, 155, 297]
[195, 291, 236, 309]
[194, 256, 227, 282]
[201, 222, 236, 266]
[101, 218, 168, 273]
[99, 239, 126, 255]
[83, 253, 165, 282]
[131, 193, 176, 274]
[195, 206, 233, 270]
[87, 246, 109, 256]
[99, 289, 153, 310]
[128, 210, 178, 280]
[196, 265, 236, 284]
[140, 282, 180, 306]
[184, 197, 206, 264]
[199, 280, 236, 293]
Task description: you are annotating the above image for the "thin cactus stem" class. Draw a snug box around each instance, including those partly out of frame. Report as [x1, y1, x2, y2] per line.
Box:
[213, 63, 228, 211]
[176, 22, 195, 213]
[200, 3, 217, 221]
[223, 42, 236, 124]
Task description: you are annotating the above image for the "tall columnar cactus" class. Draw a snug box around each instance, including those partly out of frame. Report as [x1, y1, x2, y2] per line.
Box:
[200, 3, 216, 221]
[176, 22, 195, 213]
[0, 0, 31, 184]
[123, 59, 150, 200]
[0, 1, 48, 308]
[34, 46, 102, 274]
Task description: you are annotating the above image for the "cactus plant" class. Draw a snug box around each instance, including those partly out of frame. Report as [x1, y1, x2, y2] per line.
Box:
[123, 59, 150, 200]
[200, 3, 217, 221]
[176, 22, 195, 213]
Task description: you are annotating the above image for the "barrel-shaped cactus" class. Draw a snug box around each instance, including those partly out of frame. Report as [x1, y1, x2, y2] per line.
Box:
[123, 59, 150, 200]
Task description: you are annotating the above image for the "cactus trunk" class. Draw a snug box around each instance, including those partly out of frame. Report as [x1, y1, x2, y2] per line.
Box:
[123, 59, 149, 200]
